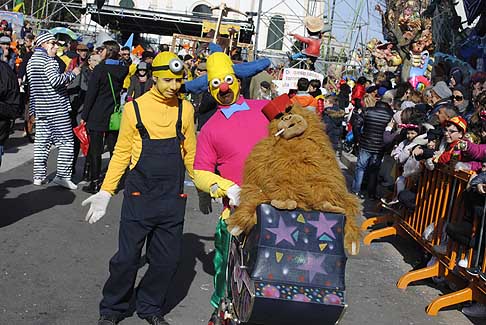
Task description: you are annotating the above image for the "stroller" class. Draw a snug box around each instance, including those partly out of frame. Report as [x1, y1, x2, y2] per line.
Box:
[215, 204, 348, 325]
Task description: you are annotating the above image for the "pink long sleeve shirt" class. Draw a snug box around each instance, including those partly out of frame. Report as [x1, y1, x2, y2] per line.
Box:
[194, 96, 269, 185]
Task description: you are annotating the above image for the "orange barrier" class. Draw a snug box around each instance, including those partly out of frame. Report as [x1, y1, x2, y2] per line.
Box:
[362, 165, 486, 315]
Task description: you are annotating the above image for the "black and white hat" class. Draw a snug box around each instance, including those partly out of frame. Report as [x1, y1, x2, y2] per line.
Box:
[35, 32, 55, 47]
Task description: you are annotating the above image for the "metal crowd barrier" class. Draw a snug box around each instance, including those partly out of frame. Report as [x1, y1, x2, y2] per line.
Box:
[361, 165, 486, 315]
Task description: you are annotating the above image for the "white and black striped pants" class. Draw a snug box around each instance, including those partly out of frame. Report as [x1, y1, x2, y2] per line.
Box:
[33, 113, 74, 180]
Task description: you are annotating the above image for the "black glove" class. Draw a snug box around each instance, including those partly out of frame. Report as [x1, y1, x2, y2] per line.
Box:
[198, 189, 212, 214]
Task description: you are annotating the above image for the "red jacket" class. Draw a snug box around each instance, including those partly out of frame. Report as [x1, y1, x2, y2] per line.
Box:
[351, 84, 366, 107]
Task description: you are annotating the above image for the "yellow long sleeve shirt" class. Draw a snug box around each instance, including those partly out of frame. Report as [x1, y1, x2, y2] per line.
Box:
[123, 63, 137, 89]
[101, 87, 196, 195]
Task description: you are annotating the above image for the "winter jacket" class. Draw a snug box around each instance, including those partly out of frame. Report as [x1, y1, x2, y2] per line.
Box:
[126, 75, 153, 101]
[291, 91, 318, 112]
[391, 139, 414, 164]
[351, 83, 366, 107]
[0, 61, 20, 145]
[82, 60, 128, 131]
[470, 172, 486, 188]
[391, 135, 428, 165]
[349, 107, 364, 143]
[322, 104, 344, 149]
[359, 101, 394, 153]
[463, 141, 486, 161]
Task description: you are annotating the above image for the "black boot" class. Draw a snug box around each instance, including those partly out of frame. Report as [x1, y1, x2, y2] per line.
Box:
[81, 161, 91, 182]
[82, 179, 100, 194]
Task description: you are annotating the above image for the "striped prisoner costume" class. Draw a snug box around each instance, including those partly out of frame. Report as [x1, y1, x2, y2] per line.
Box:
[27, 47, 77, 181]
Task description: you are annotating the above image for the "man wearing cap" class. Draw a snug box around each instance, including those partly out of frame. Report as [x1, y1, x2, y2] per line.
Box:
[0, 35, 15, 70]
[427, 81, 452, 126]
[82, 51, 196, 325]
[192, 51, 270, 324]
[122, 50, 155, 91]
[27, 32, 80, 189]
[126, 61, 153, 101]
[67, 43, 89, 71]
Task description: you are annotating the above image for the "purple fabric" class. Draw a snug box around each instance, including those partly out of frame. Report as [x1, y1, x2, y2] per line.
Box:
[462, 141, 486, 171]
[464, 141, 486, 161]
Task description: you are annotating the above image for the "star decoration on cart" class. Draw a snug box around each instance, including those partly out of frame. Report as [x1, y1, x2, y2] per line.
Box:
[266, 216, 297, 245]
[297, 252, 328, 282]
[308, 212, 337, 239]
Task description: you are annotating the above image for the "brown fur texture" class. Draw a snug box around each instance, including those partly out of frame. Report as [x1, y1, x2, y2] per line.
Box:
[226, 105, 362, 255]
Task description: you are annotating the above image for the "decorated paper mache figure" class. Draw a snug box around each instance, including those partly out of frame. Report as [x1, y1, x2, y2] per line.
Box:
[288, 16, 325, 70]
[226, 94, 362, 256]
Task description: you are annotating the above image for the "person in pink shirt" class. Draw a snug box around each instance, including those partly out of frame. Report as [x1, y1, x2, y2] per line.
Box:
[192, 52, 269, 325]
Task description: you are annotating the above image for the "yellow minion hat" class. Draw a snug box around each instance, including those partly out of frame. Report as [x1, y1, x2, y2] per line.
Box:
[207, 52, 235, 81]
[152, 52, 184, 78]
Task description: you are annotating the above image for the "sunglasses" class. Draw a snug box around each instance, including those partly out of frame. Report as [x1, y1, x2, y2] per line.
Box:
[453, 95, 464, 101]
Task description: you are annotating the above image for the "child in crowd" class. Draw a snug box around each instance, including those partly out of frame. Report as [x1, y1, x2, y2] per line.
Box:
[385, 121, 426, 205]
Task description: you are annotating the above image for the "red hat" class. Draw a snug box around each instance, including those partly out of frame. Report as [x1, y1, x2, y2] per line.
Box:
[262, 94, 291, 121]
[447, 116, 467, 133]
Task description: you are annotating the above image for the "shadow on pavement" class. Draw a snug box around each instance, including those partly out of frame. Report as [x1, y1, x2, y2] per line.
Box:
[0, 179, 76, 228]
[162, 233, 215, 315]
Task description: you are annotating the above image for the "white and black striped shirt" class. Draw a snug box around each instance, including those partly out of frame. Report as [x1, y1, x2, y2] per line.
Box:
[27, 48, 76, 117]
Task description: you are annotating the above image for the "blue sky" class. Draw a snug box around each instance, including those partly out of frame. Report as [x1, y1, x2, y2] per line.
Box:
[326, 0, 384, 45]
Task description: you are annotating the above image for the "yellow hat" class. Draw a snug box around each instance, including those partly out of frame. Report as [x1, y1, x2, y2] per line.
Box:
[152, 51, 184, 78]
[206, 52, 239, 106]
[207, 52, 235, 81]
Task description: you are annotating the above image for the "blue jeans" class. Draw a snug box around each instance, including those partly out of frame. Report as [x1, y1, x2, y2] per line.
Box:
[291, 52, 306, 60]
[352, 148, 383, 195]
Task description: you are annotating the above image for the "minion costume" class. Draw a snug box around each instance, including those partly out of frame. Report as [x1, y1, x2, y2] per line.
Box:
[83, 52, 196, 324]
[192, 52, 270, 322]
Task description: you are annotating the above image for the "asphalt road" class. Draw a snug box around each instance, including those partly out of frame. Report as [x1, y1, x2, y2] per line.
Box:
[0, 129, 476, 325]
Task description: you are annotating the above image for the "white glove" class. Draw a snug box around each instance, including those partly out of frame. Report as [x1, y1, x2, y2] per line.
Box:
[81, 190, 112, 224]
[454, 161, 471, 172]
[425, 158, 435, 171]
[226, 184, 241, 207]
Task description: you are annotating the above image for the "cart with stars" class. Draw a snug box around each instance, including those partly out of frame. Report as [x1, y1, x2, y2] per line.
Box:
[223, 204, 348, 325]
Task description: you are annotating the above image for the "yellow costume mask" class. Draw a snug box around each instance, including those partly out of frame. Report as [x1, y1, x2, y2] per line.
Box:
[206, 52, 240, 106]
[152, 51, 184, 79]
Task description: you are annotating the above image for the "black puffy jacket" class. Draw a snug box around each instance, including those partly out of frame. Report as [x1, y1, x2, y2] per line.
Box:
[359, 101, 394, 153]
[0, 61, 20, 145]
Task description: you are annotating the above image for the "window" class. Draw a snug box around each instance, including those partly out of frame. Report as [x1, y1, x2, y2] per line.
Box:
[266, 15, 285, 50]
[193, 4, 212, 16]
[119, 0, 135, 8]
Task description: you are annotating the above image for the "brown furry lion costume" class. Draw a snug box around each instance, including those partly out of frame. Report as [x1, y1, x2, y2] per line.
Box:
[226, 95, 362, 255]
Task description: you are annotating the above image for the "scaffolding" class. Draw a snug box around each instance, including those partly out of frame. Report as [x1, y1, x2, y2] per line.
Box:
[3, 0, 379, 75]
[253, 0, 377, 76]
